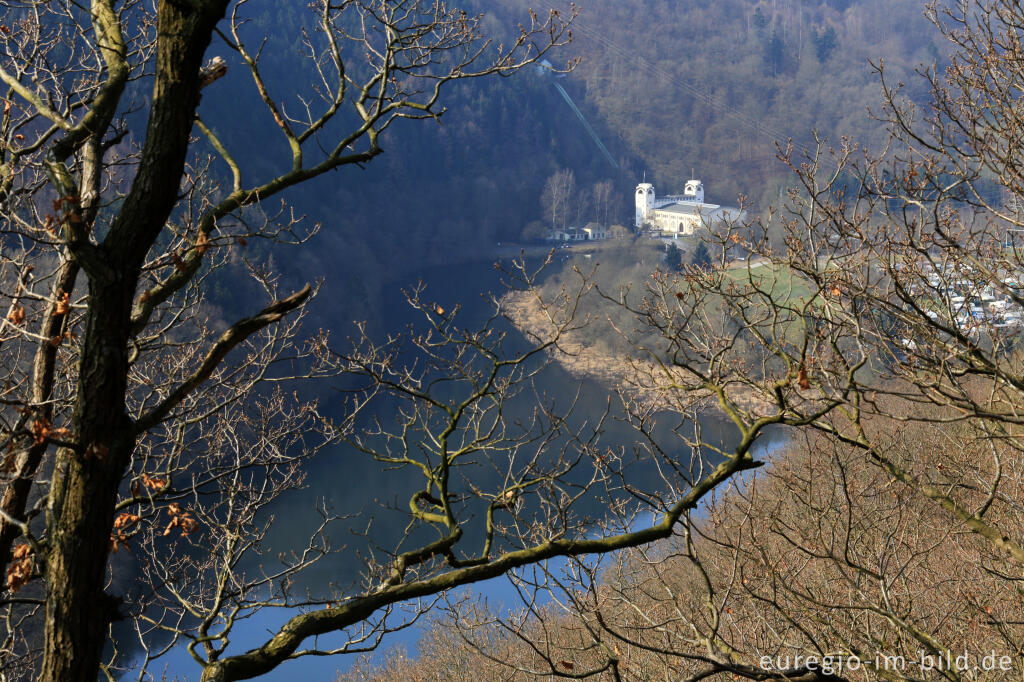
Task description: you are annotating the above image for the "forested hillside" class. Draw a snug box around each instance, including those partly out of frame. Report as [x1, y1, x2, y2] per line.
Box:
[192, 2, 627, 315]
[196, 0, 944, 310]
[555, 0, 942, 207]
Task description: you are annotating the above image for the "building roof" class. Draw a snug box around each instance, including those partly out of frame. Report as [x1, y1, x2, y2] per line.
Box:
[654, 201, 721, 216]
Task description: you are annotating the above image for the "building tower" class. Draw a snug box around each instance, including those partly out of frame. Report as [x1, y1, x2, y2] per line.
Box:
[635, 182, 655, 227]
[684, 179, 704, 203]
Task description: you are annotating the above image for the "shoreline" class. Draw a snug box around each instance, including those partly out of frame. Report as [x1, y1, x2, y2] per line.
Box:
[500, 288, 775, 417]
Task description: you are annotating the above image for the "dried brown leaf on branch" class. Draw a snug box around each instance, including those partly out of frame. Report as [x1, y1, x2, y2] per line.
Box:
[140, 473, 167, 492]
[195, 230, 210, 255]
[6, 544, 32, 592]
[54, 292, 70, 316]
[163, 504, 198, 537]
[797, 364, 810, 390]
[31, 418, 69, 445]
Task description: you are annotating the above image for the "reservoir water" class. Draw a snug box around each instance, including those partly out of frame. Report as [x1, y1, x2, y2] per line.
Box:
[128, 253, 777, 680]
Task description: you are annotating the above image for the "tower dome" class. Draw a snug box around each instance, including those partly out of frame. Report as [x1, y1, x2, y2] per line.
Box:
[684, 179, 704, 203]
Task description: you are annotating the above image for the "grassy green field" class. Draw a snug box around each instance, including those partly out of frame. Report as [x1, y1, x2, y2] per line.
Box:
[724, 259, 815, 306]
[536, 244, 820, 355]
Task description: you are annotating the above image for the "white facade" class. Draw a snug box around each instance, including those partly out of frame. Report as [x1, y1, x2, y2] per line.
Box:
[650, 203, 710, 235]
[550, 226, 606, 242]
[635, 183, 655, 227]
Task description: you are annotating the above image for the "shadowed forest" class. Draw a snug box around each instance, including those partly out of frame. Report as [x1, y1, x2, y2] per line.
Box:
[202, 0, 945, 317]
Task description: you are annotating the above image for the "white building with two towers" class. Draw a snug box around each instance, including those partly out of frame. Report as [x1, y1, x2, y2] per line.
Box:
[635, 178, 738, 236]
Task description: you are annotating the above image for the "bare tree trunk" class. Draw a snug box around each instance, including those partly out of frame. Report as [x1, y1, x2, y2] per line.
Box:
[39, 2, 226, 678]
